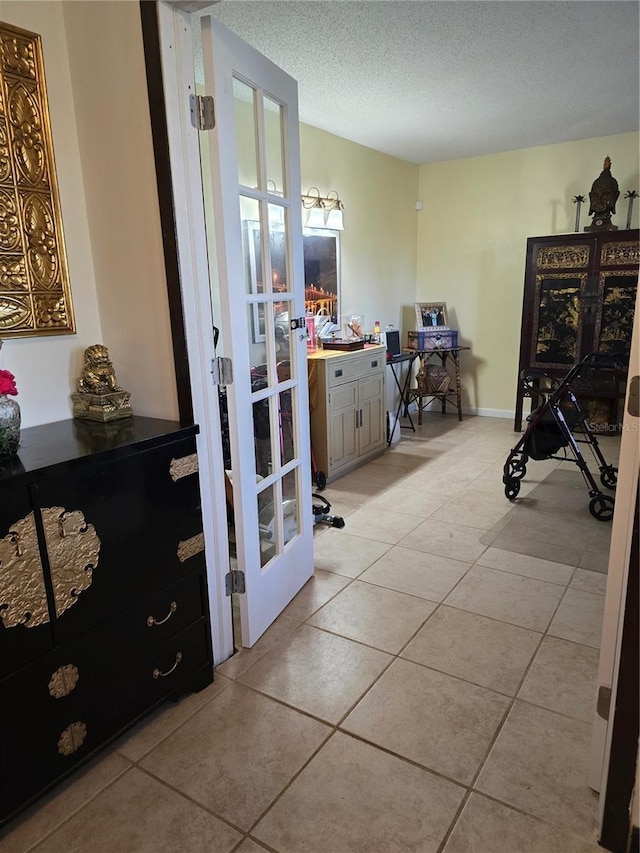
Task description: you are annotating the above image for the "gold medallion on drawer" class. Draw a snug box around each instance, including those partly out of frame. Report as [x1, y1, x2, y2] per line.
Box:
[42, 507, 100, 618]
[57, 722, 87, 756]
[48, 664, 80, 699]
[0, 512, 49, 628]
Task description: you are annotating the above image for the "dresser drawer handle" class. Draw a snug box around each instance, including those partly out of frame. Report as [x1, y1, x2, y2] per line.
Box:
[153, 652, 182, 679]
[147, 601, 177, 627]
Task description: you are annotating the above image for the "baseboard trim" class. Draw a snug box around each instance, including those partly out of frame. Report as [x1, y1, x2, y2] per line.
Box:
[462, 407, 515, 419]
[401, 400, 515, 420]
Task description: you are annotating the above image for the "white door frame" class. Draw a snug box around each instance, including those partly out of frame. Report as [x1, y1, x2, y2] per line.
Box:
[157, 0, 234, 665]
[590, 289, 639, 823]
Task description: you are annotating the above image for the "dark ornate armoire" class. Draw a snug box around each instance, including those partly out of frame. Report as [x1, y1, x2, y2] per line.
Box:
[514, 229, 639, 431]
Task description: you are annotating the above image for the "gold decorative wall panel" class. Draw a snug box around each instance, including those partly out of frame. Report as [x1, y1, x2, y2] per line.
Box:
[42, 507, 100, 617]
[536, 245, 590, 270]
[0, 21, 75, 337]
[600, 241, 640, 266]
[0, 511, 49, 628]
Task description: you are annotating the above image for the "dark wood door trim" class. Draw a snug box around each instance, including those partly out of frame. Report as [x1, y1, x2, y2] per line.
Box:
[139, 0, 194, 427]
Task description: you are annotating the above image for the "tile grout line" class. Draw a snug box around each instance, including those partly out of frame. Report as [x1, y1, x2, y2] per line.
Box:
[436, 549, 600, 852]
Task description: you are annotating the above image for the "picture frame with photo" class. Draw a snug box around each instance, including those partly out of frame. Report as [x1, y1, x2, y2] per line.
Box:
[415, 302, 448, 329]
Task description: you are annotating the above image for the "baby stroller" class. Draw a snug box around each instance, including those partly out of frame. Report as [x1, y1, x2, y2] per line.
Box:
[503, 353, 620, 521]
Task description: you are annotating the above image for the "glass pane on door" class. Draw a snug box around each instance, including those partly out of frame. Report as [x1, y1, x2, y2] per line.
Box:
[264, 95, 284, 193]
[233, 78, 258, 188]
[242, 197, 262, 296]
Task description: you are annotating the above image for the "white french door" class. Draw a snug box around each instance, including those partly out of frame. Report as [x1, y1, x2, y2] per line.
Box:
[589, 290, 639, 815]
[198, 17, 313, 647]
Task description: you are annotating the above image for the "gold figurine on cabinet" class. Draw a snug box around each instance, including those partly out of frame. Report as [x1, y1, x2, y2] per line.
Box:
[71, 344, 132, 422]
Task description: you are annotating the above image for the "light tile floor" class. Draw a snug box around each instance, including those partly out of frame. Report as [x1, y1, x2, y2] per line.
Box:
[0, 414, 619, 853]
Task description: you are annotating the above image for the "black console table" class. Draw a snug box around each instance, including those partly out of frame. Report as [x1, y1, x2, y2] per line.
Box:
[0, 417, 213, 827]
[386, 352, 418, 445]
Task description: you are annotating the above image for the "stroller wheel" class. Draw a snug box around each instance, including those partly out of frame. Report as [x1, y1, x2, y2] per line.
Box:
[508, 458, 528, 481]
[504, 478, 520, 501]
[599, 466, 617, 490]
[315, 470, 327, 491]
[589, 494, 615, 522]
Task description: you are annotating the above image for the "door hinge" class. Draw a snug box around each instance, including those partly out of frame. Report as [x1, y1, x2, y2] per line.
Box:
[190, 94, 215, 131]
[597, 685, 612, 721]
[628, 375, 639, 417]
[290, 316, 306, 330]
[225, 569, 245, 596]
[211, 357, 233, 386]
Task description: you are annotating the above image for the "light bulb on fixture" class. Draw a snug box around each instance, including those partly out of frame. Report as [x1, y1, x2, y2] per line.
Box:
[302, 186, 345, 230]
[324, 191, 344, 230]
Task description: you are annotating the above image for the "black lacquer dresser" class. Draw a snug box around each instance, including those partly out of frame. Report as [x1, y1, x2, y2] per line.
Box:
[0, 417, 213, 826]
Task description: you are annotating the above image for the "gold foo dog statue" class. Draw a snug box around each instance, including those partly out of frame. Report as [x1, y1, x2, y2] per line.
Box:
[71, 344, 133, 422]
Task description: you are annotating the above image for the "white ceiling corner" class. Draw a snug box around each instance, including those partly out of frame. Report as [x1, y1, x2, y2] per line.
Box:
[193, 0, 640, 165]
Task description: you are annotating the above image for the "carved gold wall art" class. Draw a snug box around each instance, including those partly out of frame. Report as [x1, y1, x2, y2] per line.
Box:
[41, 507, 100, 618]
[0, 21, 75, 337]
[536, 245, 590, 270]
[48, 664, 80, 698]
[600, 241, 640, 267]
[0, 511, 49, 628]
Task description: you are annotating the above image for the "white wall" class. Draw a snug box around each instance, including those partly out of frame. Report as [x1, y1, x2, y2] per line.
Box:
[0, 1, 103, 427]
[416, 132, 640, 416]
[0, 0, 178, 429]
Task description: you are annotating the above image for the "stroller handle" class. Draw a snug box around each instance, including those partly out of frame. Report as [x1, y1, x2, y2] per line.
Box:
[520, 368, 557, 405]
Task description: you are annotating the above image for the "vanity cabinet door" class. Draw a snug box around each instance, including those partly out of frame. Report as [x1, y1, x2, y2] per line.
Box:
[35, 437, 205, 644]
[0, 486, 54, 679]
[328, 380, 359, 474]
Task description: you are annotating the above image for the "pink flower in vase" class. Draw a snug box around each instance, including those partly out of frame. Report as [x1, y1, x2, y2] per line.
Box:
[0, 369, 18, 396]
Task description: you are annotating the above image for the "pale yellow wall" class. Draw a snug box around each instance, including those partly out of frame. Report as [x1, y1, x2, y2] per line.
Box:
[300, 124, 419, 339]
[0, 0, 178, 429]
[0, 1, 103, 427]
[416, 132, 640, 415]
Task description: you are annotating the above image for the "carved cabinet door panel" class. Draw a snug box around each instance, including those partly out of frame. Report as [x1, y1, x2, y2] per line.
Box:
[0, 639, 96, 819]
[0, 486, 54, 679]
[35, 437, 205, 644]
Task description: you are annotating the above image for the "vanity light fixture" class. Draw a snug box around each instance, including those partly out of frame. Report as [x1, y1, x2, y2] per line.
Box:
[302, 187, 344, 230]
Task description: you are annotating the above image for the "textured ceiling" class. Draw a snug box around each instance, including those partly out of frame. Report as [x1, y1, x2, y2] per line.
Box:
[195, 1, 639, 165]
